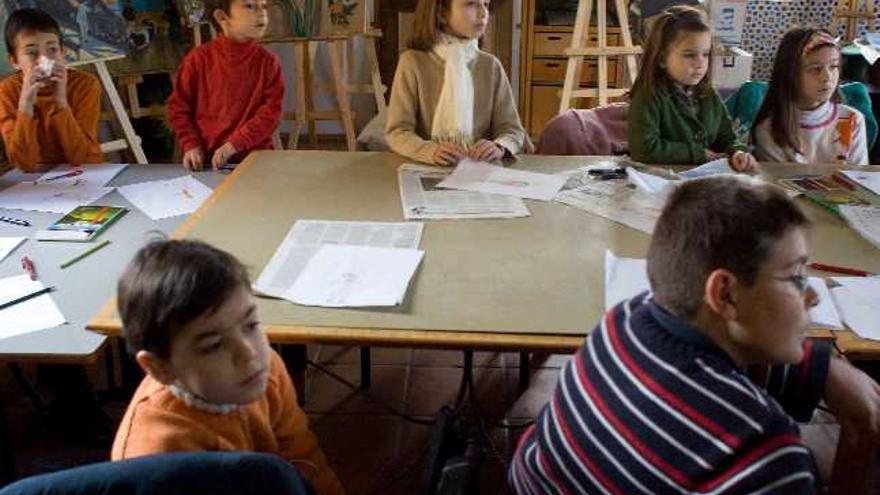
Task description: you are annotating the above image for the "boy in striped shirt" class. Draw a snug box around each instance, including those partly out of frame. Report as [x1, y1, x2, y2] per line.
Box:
[510, 176, 880, 494]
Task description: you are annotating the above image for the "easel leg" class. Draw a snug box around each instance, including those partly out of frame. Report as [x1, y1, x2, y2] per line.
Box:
[328, 40, 357, 151]
[559, 0, 593, 113]
[290, 42, 307, 150]
[307, 42, 318, 148]
[615, 0, 639, 85]
[94, 61, 148, 164]
[365, 35, 387, 113]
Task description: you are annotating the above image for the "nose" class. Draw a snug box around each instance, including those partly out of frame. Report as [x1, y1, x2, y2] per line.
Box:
[232, 335, 258, 365]
[805, 285, 819, 308]
[478, 4, 487, 19]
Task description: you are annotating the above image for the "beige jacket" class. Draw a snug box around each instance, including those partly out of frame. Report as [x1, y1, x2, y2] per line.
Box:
[385, 48, 531, 164]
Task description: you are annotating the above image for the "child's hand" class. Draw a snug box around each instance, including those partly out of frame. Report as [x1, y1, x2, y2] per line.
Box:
[211, 142, 237, 170]
[730, 151, 758, 172]
[433, 142, 466, 166]
[49, 60, 68, 108]
[17, 66, 47, 116]
[468, 139, 505, 162]
[182, 147, 205, 171]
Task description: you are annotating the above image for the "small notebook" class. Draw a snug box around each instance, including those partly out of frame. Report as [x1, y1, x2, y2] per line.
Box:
[35, 205, 127, 242]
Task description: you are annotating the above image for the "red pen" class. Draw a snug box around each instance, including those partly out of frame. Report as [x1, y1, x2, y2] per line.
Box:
[21, 256, 37, 281]
[808, 262, 873, 277]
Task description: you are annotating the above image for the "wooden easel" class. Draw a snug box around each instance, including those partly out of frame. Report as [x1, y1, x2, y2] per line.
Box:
[264, 29, 386, 151]
[832, 0, 878, 42]
[559, 0, 641, 111]
[81, 58, 148, 164]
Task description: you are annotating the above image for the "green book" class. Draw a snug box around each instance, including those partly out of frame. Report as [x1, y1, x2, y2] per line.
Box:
[35, 205, 128, 242]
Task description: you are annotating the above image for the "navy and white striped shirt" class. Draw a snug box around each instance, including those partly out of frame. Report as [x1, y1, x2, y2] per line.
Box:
[510, 293, 831, 495]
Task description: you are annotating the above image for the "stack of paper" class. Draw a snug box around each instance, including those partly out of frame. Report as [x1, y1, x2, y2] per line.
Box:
[255, 220, 425, 307]
[437, 159, 567, 201]
[398, 164, 529, 220]
[838, 205, 880, 250]
[0, 163, 127, 214]
[831, 277, 880, 340]
[807, 277, 843, 329]
[117, 175, 213, 220]
[0, 274, 66, 341]
[604, 251, 649, 310]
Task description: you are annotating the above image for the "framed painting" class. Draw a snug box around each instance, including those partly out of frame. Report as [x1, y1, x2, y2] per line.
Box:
[322, 0, 367, 35]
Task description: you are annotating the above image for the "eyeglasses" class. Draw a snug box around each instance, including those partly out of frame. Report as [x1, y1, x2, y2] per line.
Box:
[771, 274, 810, 293]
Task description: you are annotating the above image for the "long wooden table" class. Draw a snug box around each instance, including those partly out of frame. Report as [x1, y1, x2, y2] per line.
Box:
[87, 152, 880, 358]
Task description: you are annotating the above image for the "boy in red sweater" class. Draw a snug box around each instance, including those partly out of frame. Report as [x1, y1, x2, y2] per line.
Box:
[167, 0, 283, 170]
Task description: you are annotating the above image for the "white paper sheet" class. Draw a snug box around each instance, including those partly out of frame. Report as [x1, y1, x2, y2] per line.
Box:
[604, 250, 650, 311]
[0, 274, 65, 341]
[0, 237, 26, 262]
[437, 159, 567, 201]
[841, 170, 880, 196]
[831, 277, 880, 340]
[0, 182, 113, 213]
[555, 168, 664, 235]
[117, 176, 213, 220]
[626, 167, 676, 195]
[37, 163, 127, 187]
[677, 158, 736, 179]
[398, 164, 530, 220]
[254, 220, 424, 299]
[286, 245, 424, 307]
[807, 277, 843, 329]
[839, 205, 880, 250]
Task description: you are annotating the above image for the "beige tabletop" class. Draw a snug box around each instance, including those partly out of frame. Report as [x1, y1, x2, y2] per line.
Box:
[88, 153, 880, 355]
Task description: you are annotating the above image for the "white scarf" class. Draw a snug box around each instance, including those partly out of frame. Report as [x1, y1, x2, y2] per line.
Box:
[431, 33, 479, 147]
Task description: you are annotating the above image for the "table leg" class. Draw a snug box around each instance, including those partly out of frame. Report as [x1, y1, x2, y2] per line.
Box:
[518, 352, 530, 392]
[359, 347, 371, 390]
[0, 404, 15, 486]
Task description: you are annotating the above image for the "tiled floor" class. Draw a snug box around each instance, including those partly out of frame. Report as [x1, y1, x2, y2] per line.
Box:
[0, 345, 869, 494]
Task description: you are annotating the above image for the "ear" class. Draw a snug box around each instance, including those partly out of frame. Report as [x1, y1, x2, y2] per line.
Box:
[213, 8, 230, 29]
[9, 54, 20, 71]
[135, 350, 177, 385]
[703, 268, 739, 321]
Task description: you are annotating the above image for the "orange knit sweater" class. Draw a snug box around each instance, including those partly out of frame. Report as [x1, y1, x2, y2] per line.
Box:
[0, 70, 103, 172]
[111, 350, 345, 495]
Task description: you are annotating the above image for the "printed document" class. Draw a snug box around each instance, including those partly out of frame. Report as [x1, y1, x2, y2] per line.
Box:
[437, 159, 567, 201]
[839, 205, 880, 250]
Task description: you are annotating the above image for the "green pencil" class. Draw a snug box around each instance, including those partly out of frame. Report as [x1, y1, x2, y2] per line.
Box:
[60, 240, 111, 269]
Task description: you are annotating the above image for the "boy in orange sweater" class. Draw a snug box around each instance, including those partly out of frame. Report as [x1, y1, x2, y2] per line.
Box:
[0, 8, 102, 172]
[111, 240, 345, 495]
[166, 0, 283, 171]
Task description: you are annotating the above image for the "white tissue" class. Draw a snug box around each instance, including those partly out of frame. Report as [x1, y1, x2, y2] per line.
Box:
[37, 56, 54, 77]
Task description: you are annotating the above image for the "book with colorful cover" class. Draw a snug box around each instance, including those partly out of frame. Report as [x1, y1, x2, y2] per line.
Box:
[35, 205, 127, 242]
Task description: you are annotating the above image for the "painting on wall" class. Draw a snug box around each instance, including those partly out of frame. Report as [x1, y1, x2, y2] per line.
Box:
[322, 0, 366, 35]
[0, 0, 127, 71]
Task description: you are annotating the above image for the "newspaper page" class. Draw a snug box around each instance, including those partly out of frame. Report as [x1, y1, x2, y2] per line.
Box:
[254, 220, 424, 298]
[554, 167, 664, 235]
[398, 164, 529, 220]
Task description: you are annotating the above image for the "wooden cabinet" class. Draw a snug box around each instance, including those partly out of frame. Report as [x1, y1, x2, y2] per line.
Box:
[519, 0, 625, 139]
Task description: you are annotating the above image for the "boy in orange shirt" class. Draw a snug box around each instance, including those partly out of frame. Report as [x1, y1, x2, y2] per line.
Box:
[0, 8, 102, 172]
[111, 240, 345, 495]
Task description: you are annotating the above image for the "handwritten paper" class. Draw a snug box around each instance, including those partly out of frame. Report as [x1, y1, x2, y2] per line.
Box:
[807, 277, 843, 329]
[841, 170, 880, 196]
[437, 159, 567, 201]
[839, 205, 880, 250]
[37, 163, 127, 187]
[398, 164, 529, 220]
[0, 182, 113, 214]
[286, 245, 424, 307]
[0, 275, 65, 341]
[677, 158, 736, 179]
[255, 220, 424, 299]
[117, 175, 213, 220]
[0, 237, 26, 262]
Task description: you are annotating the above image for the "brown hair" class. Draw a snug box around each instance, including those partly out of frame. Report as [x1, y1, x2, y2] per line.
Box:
[647, 176, 810, 319]
[630, 5, 713, 100]
[4, 8, 62, 57]
[408, 0, 452, 50]
[117, 239, 251, 359]
[752, 27, 841, 155]
[204, 0, 234, 34]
